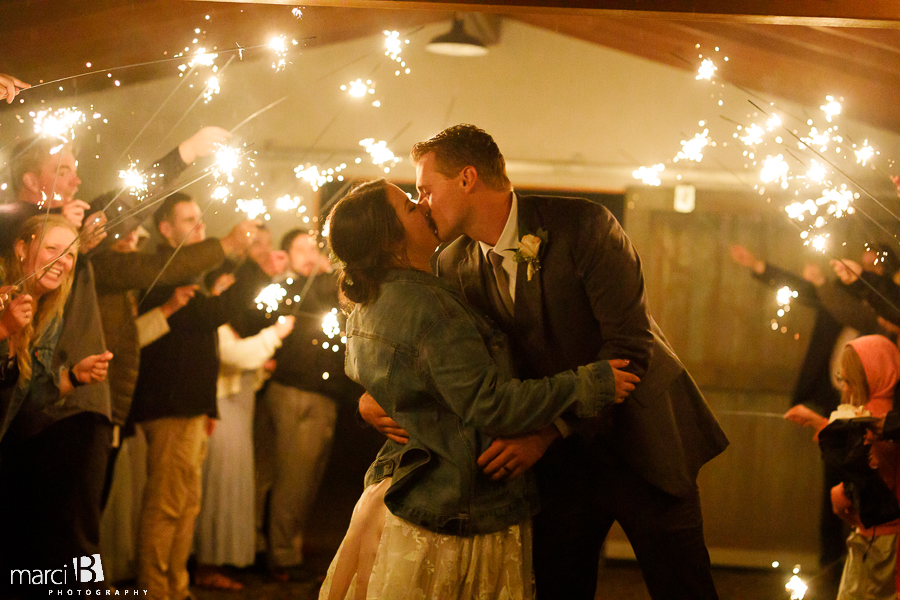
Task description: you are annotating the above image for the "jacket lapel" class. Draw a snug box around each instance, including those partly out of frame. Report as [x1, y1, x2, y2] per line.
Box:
[457, 240, 494, 319]
[513, 196, 547, 351]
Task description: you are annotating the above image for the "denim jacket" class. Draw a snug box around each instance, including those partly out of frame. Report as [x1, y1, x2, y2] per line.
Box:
[346, 269, 616, 536]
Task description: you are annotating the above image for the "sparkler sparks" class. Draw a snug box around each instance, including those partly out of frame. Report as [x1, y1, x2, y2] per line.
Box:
[696, 58, 717, 81]
[202, 76, 220, 103]
[268, 34, 298, 71]
[322, 309, 340, 338]
[800, 127, 831, 152]
[384, 30, 411, 75]
[632, 164, 664, 186]
[740, 124, 764, 146]
[820, 96, 841, 122]
[776, 286, 798, 306]
[360, 139, 401, 171]
[674, 129, 709, 163]
[236, 197, 267, 220]
[760, 155, 789, 188]
[805, 159, 827, 183]
[275, 194, 305, 211]
[119, 164, 148, 198]
[785, 566, 807, 600]
[255, 283, 287, 313]
[213, 145, 242, 183]
[294, 165, 328, 192]
[809, 234, 829, 253]
[31, 107, 86, 143]
[854, 140, 876, 166]
[341, 79, 375, 98]
[766, 114, 782, 131]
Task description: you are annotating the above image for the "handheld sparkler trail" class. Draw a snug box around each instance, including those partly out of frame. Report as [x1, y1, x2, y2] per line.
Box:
[228, 95, 289, 135]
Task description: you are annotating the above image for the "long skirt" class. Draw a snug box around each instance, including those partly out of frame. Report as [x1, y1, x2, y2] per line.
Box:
[319, 477, 533, 600]
[194, 373, 257, 566]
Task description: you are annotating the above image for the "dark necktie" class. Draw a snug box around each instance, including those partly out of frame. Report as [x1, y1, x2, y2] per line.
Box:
[488, 250, 515, 318]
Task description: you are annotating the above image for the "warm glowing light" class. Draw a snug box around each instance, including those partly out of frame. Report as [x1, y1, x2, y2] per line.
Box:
[766, 114, 782, 131]
[255, 283, 287, 313]
[786, 574, 808, 599]
[268, 34, 297, 71]
[776, 286, 798, 306]
[341, 79, 374, 98]
[119, 165, 148, 197]
[236, 198, 267, 220]
[203, 76, 220, 103]
[632, 164, 664, 186]
[213, 145, 241, 183]
[820, 96, 841, 122]
[740, 124, 764, 146]
[760, 155, 789, 185]
[275, 194, 303, 211]
[855, 140, 875, 166]
[674, 129, 709, 163]
[810, 234, 828, 253]
[360, 138, 400, 166]
[805, 160, 827, 183]
[322, 309, 340, 338]
[294, 165, 328, 192]
[31, 107, 86, 143]
[696, 58, 717, 81]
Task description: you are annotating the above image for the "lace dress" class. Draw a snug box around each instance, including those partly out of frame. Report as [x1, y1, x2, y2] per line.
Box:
[318, 478, 533, 600]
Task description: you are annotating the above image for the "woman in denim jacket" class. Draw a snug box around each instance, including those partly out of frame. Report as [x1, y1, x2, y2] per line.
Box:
[318, 180, 636, 600]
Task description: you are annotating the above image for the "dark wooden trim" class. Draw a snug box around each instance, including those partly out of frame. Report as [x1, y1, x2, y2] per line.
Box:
[186, 0, 900, 28]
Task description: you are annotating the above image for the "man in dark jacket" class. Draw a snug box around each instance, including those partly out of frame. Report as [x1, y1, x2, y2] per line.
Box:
[254, 229, 359, 581]
[130, 192, 260, 600]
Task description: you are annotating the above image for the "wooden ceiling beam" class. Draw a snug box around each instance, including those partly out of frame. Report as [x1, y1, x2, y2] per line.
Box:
[188, 0, 900, 28]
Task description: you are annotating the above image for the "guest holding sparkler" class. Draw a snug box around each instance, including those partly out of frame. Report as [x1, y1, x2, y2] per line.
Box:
[254, 228, 358, 583]
[0, 215, 112, 597]
[0, 72, 29, 103]
[785, 335, 900, 600]
[130, 192, 265, 600]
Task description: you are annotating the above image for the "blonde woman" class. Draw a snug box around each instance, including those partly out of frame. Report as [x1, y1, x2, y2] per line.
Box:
[0, 214, 112, 438]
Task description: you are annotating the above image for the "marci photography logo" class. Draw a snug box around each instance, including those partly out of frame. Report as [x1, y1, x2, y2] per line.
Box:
[8, 554, 147, 595]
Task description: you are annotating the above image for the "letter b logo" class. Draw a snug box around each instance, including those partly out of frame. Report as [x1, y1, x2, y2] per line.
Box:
[73, 554, 104, 583]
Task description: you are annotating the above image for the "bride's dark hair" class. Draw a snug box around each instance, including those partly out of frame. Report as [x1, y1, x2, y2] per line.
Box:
[327, 179, 406, 305]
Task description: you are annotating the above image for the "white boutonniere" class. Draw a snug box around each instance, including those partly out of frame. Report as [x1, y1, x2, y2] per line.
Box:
[512, 228, 548, 281]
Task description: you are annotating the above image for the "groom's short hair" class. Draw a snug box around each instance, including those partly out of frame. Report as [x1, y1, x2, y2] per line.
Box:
[411, 124, 511, 192]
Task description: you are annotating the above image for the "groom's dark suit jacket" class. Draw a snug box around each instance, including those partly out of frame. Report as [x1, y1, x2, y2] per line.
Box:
[436, 194, 728, 498]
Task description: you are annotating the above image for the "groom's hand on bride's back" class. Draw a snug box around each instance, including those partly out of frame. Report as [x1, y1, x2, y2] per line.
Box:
[359, 392, 409, 444]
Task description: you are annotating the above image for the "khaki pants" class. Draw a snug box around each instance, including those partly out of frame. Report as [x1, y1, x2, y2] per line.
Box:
[137, 416, 209, 600]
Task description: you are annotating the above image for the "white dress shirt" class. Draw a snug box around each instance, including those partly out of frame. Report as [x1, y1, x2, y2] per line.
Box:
[478, 192, 519, 302]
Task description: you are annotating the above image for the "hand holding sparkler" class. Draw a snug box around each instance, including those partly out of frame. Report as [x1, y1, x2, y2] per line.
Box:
[784, 404, 828, 439]
[830, 259, 862, 285]
[178, 126, 232, 165]
[0, 293, 34, 341]
[80, 211, 108, 253]
[160, 285, 198, 318]
[219, 220, 259, 259]
[729, 245, 765, 275]
[802, 264, 826, 287]
[210, 273, 236, 297]
[274, 315, 295, 339]
[61, 198, 91, 229]
[0, 73, 30, 104]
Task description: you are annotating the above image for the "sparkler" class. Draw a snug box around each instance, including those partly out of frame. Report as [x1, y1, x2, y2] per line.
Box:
[119, 164, 148, 198]
[202, 76, 220, 103]
[696, 58, 717, 81]
[820, 96, 841, 122]
[268, 34, 298, 71]
[632, 164, 664, 186]
[322, 309, 340, 338]
[294, 165, 328, 192]
[854, 140, 875, 166]
[236, 198, 267, 220]
[255, 283, 287, 313]
[760, 155, 790, 189]
[785, 566, 807, 600]
[384, 30, 411, 75]
[275, 194, 307, 212]
[739, 124, 764, 146]
[360, 139, 401, 173]
[31, 108, 86, 143]
[341, 79, 375, 98]
[674, 129, 709, 163]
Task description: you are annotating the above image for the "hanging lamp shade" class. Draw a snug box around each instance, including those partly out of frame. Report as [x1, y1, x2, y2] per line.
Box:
[426, 18, 488, 57]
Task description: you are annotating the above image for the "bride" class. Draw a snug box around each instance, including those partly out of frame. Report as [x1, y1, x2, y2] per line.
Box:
[319, 179, 636, 599]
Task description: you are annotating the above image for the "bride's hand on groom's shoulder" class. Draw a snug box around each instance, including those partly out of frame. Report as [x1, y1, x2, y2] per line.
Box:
[359, 392, 409, 444]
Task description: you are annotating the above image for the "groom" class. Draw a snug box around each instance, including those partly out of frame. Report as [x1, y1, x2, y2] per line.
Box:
[412, 124, 727, 599]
